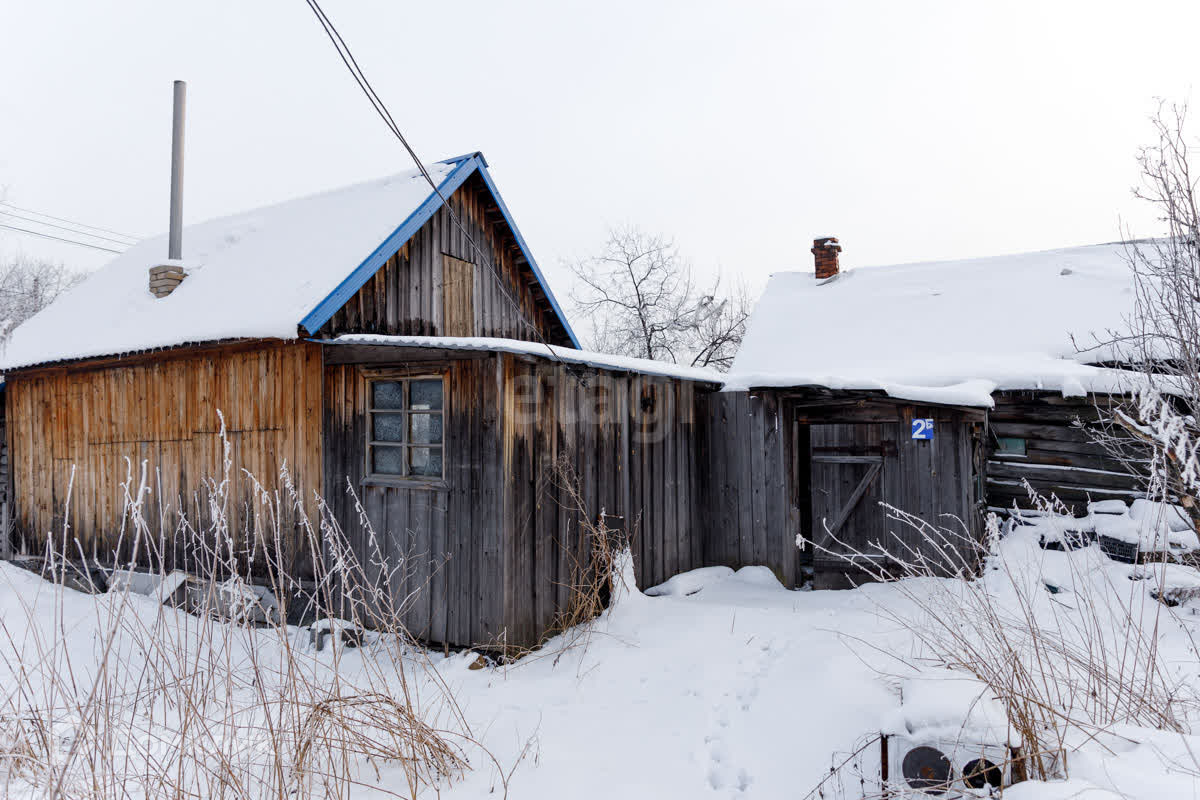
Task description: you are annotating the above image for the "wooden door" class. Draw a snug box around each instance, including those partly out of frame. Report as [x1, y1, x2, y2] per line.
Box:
[810, 423, 894, 585]
[442, 255, 475, 337]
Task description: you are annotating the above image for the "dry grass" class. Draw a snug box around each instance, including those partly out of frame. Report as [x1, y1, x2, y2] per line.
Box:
[496, 453, 634, 668]
[808, 486, 1198, 792]
[0, 417, 491, 800]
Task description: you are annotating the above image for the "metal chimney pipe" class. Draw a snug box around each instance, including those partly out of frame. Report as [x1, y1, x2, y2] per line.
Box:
[168, 80, 186, 261]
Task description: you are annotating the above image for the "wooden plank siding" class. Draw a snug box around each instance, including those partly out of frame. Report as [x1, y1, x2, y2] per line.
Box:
[702, 389, 985, 589]
[700, 391, 798, 587]
[499, 353, 708, 647]
[322, 345, 713, 650]
[985, 391, 1148, 514]
[316, 172, 572, 347]
[321, 353, 503, 648]
[5, 340, 324, 577]
[797, 395, 984, 589]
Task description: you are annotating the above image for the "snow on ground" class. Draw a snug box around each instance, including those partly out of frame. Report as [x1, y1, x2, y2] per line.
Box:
[4, 529, 1200, 798]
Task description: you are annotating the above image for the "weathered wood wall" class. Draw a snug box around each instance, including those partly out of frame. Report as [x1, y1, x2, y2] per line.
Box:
[985, 391, 1147, 514]
[800, 400, 984, 589]
[703, 390, 985, 590]
[700, 391, 798, 587]
[0, 394, 8, 557]
[500, 353, 707, 646]
[6, 340, 324, 575]
[322, 348, 504, 647]
[322, 345, 712, 650]
[316, 172, 572, 346]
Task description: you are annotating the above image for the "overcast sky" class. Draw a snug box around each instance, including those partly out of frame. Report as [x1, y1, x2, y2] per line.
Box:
[2, 1, 1198, 309]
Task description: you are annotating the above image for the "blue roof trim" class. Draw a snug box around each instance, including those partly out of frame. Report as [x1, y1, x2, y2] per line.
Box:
[473, 163, 580, 347]
[299, 152, 579, 347]
[437, 151, 488, 167]
[299, 156, 480, 335]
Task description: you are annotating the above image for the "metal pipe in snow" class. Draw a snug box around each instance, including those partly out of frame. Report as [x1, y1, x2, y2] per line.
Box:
[168, 80, 186, 261]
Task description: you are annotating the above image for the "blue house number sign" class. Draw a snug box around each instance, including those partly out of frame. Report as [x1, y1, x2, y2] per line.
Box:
[911, 418, 935, 440]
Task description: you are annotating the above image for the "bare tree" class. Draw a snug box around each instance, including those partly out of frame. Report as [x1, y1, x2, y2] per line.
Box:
[0, 254, 84, 338]
[1090, 103, 1200, 526]
[568, 227, 750, 370]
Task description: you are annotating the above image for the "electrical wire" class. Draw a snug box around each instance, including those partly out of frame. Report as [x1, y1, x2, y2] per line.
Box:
[0, 201, 140, 243]
[302, 0, 566, 362]
[0, 222, 125, 254]
[0, 209, 139, 247]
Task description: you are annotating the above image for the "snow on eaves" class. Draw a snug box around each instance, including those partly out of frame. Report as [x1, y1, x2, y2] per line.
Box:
[0, 162, 457, 371]
[725, 242, 1144, 407]
[327, 334, 725, 383]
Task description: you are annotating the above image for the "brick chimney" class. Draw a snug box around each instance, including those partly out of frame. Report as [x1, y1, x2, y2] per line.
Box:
[812, 236, 842, 279]
[149, 264, 187, 297]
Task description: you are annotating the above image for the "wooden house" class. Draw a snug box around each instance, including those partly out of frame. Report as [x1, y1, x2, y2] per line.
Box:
[0, 153, 720, 649]
[716, 237, 1147, 588]
[0, 148, 1157, 637]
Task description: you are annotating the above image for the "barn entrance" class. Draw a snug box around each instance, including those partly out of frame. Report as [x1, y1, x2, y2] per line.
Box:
[791, 396, 987, 590]
[809, 423, 895, 587]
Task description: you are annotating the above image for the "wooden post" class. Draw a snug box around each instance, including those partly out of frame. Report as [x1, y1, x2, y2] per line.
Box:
[880, 734, 889, 798]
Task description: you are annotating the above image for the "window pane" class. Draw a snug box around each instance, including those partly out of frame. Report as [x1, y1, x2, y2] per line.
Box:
[996, 436, 1027, 456]
[409, 447, 443, 477]
[409, 413, 443, 445]
[372, 380, 405, 410]
[371, 445, 405, 475]
[372, 412, 405, 442]
[409, 379, 443, 411]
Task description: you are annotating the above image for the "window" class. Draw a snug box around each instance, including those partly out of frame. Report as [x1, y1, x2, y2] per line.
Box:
[995, 436, 1027, 456]
[367, 376, 444, 480]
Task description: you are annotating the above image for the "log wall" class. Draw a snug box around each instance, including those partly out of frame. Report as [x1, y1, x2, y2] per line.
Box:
[985, 391, 1147, 514]
[317, 172, 572, 346]
[5, 340, 324, 575]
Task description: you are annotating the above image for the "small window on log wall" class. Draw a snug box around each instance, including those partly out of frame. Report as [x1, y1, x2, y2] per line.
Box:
[996, 436, 1027, 457]
[442, 255, 475, 337]
[367, 376, 445, 480]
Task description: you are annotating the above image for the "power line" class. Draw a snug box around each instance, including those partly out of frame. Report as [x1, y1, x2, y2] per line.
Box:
[0, 201, 140, 243]
[0, 223, 126, 254]
[302, 0, 566, 362]
[0, 209, 139, 247]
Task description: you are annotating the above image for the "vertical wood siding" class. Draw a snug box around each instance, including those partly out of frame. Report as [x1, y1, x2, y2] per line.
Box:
[700, 391, 797, 587]
[317, 173, 572, 346]
[6, 341, 323, 575]
[703, 390, 985, 589]
[322, 354, 505, 647]
[323, 347, 712, 650]
[499, 354, 706, 647]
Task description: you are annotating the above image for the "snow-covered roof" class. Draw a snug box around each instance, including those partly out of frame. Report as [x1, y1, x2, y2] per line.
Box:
[0, 153, 579, 371]
[326, 334, 725, 383]
[727, 242, 1144, 407]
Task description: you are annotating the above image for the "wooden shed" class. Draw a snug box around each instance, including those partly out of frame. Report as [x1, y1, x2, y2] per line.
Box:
[0, 152, 720, 649]
[718, 237, 1152, 588]
[703, 388, 985, 589]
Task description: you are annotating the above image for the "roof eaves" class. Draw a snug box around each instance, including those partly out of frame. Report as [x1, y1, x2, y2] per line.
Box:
[298, 155, 483, 335]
